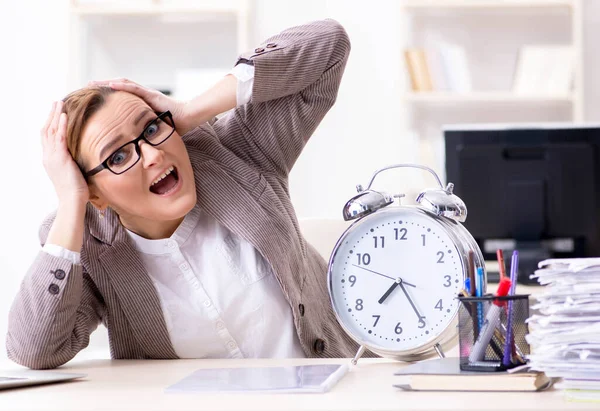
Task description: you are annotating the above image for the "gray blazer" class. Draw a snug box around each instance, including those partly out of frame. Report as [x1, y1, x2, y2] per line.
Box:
[7, 19, 370, 369]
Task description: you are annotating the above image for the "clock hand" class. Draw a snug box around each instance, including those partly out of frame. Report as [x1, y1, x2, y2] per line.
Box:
[378, 278, 401, 304]
[351, 265, 417, 288]
[398, 279, 425, 324]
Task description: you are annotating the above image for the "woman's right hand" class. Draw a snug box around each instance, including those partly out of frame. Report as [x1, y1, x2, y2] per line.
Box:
[41, 101, 89, 206]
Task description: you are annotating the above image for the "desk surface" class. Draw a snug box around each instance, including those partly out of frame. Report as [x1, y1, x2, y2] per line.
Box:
[0, 357, 596, 411]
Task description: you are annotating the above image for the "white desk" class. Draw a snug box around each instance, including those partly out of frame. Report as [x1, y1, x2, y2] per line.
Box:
[0, 357, 597, 411]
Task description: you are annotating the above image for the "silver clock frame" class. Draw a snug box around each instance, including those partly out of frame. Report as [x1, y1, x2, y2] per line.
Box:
[326, 164, 486, 364]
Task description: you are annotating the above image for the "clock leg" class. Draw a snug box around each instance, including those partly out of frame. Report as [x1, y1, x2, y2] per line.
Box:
[434, 343, 446, 359]
[351, 345, 367, 365]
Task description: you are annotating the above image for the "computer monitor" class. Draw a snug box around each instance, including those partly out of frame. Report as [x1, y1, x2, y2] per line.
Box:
[444, 123, 599, 284]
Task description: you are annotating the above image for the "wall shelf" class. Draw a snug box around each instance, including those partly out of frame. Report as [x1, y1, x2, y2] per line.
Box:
[401, 0, 574, 9]
[68, 0, 250, 92]
[400, 0, 584, 183]
[402, 0, 583, 120]
[405, 91, 574, 104]
[71, 1, 245, 16]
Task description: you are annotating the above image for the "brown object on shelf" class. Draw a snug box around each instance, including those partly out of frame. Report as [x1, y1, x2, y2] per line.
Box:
[404, 48, 433, 92]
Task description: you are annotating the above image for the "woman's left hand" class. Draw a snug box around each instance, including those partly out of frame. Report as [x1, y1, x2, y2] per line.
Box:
[88, 78, 196, 135]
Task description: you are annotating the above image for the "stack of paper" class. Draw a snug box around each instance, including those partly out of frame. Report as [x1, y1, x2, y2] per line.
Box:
[527, 258, 600, 403]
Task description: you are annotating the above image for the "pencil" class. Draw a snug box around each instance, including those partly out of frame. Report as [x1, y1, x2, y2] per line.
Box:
[502, 251, 519, 367]
[467, 251, 479, 339]
[468, 251, 476, 296]
[496, 249, 507, 281]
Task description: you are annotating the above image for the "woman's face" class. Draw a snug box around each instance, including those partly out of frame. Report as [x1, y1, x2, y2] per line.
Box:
[80, 91, 197, 237]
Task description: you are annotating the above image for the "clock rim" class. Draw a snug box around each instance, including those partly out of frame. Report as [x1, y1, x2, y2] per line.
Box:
[326, 205, 484, 361]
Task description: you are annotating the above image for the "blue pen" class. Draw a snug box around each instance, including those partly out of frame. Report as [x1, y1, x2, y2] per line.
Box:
[475, 267, 485, 330]
[503, 251, 519, 367]
[464, 278, 471, 293]
[475, 268, 484, 297]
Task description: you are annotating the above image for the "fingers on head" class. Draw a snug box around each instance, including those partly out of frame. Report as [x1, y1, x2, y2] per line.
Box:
[104, 77, 130, 84]
[58, 113, 67, 136]
[41, 102, 57, 137]
[88, 78, 129, 87]
[109, 80, 136, 90]
[50, 101, 63, 135]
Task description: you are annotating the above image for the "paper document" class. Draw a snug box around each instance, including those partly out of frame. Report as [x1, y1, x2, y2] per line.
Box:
[527, 258, 600, 402]
[165, 364, 349, 394]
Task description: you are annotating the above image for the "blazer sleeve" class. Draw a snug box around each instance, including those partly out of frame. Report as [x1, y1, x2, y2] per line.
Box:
[6, 217, 105, 369]
[213, 18, 351, 177]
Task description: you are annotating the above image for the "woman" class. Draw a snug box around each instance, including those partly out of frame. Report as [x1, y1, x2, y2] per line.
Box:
[7, 19, 366, 369]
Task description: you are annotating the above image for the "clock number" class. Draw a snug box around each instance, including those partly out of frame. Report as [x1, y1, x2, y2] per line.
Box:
[421, 234, 426, 246]
[394, 228, 408, 240]
[394, 322, 403, 334]
[357, 253, 371, 266]
[348, 275, 357, 287]
[443, 275, 451, 287]
[418, 317, 426, 329]
[437, 251, 445, 263]
[435, 299, 443, 311]
[372, 315, 381, 327]
[355, 299, 364, 311]
[373, 236, 385, 248]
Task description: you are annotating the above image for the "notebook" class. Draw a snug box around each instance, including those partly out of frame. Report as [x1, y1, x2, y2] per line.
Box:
[393, 358, 552, 392]
[165, 363, 349, 394]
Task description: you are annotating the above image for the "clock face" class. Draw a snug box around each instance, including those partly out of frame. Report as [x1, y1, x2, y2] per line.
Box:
[328, 207, 466, 353]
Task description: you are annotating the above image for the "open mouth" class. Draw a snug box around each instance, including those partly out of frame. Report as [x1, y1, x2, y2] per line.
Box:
[149, 166, 180, 195]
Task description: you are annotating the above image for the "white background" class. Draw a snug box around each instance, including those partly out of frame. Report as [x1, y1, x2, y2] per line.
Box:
[1, 0, 600, 364]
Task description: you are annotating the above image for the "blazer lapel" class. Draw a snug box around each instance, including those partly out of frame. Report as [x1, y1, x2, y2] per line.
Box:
[95, 215, 177, 359]
[192, 160, 294, 285]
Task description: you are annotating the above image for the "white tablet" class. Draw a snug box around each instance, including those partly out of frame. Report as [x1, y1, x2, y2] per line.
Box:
[165, 363, 349, 394]
[0, 370, 86, 390]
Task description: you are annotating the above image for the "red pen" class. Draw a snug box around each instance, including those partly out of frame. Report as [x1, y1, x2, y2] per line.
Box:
[494, 277, 511, 307]
[496, 249, 507, 281]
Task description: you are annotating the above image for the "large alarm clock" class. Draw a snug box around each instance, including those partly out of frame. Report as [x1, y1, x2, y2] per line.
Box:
[327, 164, 486, 364]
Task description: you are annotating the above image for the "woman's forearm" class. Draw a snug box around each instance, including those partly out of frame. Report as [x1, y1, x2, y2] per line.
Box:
[46, 200, 87, 253]
[182, 74, 237, 133]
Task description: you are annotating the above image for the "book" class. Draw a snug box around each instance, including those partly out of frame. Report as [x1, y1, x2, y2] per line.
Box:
[403, 45, 472, 93]
[438, 43, 472, 93]
[425, 48, 449, 91]
[404, 48, 433, 92]
[393, 358, 553, 392]
[512, 45, 574, 95]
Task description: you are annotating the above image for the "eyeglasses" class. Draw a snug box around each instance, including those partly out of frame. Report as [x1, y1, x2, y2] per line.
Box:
[85, 111, 176, 178]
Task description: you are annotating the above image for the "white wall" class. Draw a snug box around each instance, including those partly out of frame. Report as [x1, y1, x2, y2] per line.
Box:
[1, 0, 599, 364]
[0, 0, 72, 365]
[255, 1, 418, 219]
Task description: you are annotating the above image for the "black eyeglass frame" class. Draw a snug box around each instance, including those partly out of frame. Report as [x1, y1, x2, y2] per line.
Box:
[84, 110, 175, 178]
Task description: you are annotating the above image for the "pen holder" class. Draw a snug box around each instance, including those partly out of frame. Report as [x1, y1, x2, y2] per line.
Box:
[457, 295, 530, 372]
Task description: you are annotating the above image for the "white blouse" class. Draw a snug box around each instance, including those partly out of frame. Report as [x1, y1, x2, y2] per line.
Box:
[124, 204, 305, 359]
